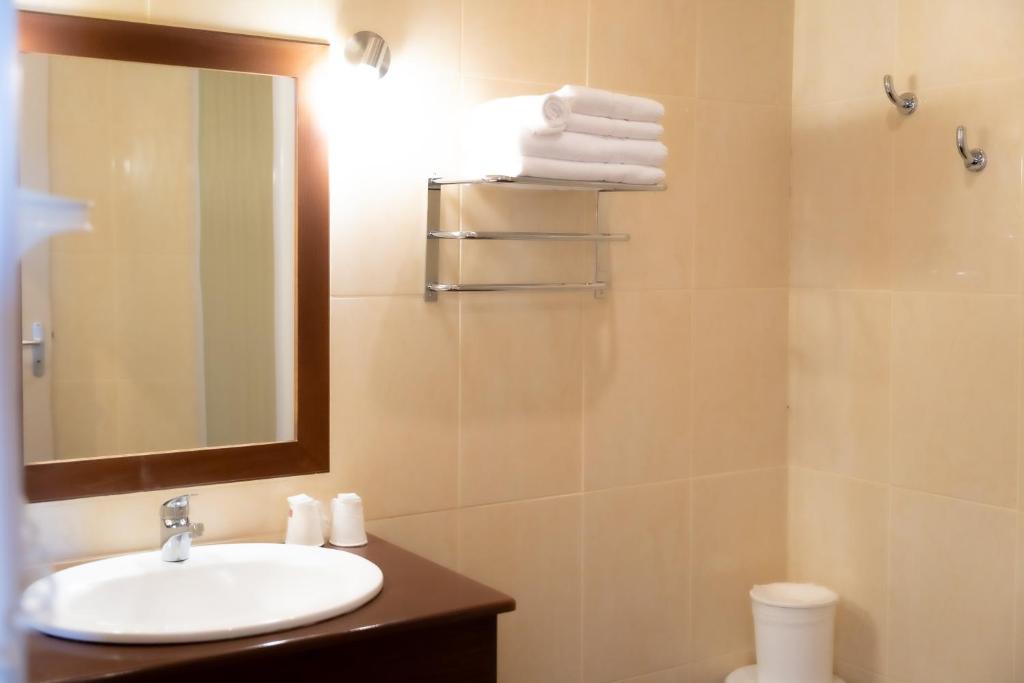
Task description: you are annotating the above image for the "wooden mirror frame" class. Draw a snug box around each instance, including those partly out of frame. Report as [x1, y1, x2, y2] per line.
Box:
[19, 11, 330, 502]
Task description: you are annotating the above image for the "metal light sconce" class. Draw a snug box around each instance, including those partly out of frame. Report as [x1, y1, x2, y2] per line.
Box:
[344, 31, 391, 79]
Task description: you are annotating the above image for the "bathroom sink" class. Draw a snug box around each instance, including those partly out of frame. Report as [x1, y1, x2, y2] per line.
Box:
[20, 543, 384, 644]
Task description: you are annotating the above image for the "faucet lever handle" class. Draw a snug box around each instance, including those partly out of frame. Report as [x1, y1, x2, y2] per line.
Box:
[160, 493, 197, 520]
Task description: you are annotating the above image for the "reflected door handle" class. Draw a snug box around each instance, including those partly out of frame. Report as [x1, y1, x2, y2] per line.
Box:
[21, 322, 45, 377]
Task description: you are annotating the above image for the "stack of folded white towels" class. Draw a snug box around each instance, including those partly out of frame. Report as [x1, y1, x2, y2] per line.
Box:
[463, 85, 667, 186]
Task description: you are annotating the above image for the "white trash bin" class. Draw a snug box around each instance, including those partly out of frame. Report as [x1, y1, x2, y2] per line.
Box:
[749, 583, 839, 683]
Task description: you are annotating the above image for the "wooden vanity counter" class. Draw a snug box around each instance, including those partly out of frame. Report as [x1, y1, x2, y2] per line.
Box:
[27, 535, 515, 682]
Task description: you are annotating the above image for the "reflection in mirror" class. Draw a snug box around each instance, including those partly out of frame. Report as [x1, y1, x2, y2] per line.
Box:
[19, 53, 296, 464]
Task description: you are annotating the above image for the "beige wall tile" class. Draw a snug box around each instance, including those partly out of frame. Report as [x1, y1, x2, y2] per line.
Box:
[788, 468, 889, 673]
[46, 55, 114, 257]
[330, 296, 459, 519]
[789, 290, 890, 483]
[460, 294, 583, 506]
[790, 98, 893, 290]
[365, 510, 458, 570]
[891, 293, 1019, 507]
[694, 101, 789, 288]
[692, 469, 787, 660]
[330, 71, 459, 297]
[696, 0, 792, 105]
[888, 489, 1015, 683]
[896, 0, 1024, 90]
[583, 290, 691, 490]
[687, 651, 754, 683]
[693, 289, 787, 476]
[328, 3, 460, 297]
[148, 0, 336, 40]
[115, 254, 201, 383]
[109, 60, 197, 257]
[49, 252, 116, 383]
[51, 380, 118, 459]
[588, 0, 696, 97]
[338, 0, 461, 75]
[791, 0, 896, 106]
[582, 481, 690, 682]
[891, 80, 1024, 294]
[602, 96, 695, 292]
[462, 0, 587, 84]
[459, 496, 582, 683]
[114, 380, 203, 454]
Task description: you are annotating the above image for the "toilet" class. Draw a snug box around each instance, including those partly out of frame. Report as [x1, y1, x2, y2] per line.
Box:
[726, 583, 845, 683]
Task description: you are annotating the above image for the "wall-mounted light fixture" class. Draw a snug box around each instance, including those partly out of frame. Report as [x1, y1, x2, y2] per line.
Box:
[344, 31, 390, 79]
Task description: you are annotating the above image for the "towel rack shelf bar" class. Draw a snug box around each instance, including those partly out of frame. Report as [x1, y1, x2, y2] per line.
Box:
[428, 175, 666, 192]
[428, 230, 629, 242]
[425, 176, 643, 301]
[427, 281, 608, 293]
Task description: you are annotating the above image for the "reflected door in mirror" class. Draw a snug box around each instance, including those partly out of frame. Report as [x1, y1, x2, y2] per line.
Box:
[19, 54, 297, 464]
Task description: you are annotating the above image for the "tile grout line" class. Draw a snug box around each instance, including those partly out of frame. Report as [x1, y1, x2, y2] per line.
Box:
[1012, 110, 1024, 683]
[455, 0, 465, 579]
[687, 474, 695, 669]
[687, 94, 697, 667]
[786, 286, 1023, 299]
[789, 463, 1021, 514]
[363, 468, 791, 526]
[329, 286, 793, 301]
[883, 116, 896, 676]
[578, 271, 586, 679]
[688, 0, 701, 652]
[1013, 223, 1023, 683]
[584, 0, 591, 88]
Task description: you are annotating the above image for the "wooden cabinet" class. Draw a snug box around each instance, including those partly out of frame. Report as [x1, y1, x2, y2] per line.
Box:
[28, 537, 515, 683]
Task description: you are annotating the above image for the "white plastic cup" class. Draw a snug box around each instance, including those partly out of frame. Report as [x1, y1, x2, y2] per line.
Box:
[330, 493, 368, 547]
[285, 494, 326, 546]
[750, 583, 838, 683]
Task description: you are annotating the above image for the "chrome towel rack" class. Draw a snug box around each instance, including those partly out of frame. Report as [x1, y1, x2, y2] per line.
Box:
[424, 175, 664, 301]
[428, 230, 630, 242]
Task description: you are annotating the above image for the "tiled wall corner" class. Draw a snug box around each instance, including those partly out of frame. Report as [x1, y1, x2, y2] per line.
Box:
[790, 2, 1024, 681]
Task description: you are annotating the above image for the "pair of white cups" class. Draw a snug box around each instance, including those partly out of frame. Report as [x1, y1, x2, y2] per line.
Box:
[285, 492, 367, 547]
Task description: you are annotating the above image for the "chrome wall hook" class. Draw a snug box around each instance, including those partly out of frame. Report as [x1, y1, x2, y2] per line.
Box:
[883, 74, 917, 115]
[956, 126, 987, 172]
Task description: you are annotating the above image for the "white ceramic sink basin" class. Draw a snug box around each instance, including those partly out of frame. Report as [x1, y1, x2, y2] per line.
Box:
[21, 543, 383, 644]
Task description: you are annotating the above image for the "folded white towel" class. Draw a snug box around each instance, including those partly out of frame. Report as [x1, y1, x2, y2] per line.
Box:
[469, 93, 570, 135]
[565, 112, 663, 140]
[556, 85, 664, 123]
[466, 120, 667, 168]
[466, 155, 665, 186]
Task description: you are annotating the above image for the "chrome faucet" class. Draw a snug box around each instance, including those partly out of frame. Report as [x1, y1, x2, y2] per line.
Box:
[160, 494, 204, 562]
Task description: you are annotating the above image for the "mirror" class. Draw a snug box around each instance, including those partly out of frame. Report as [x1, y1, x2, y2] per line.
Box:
[20, 54, 297, 463]
[19, 11, 328, 501]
